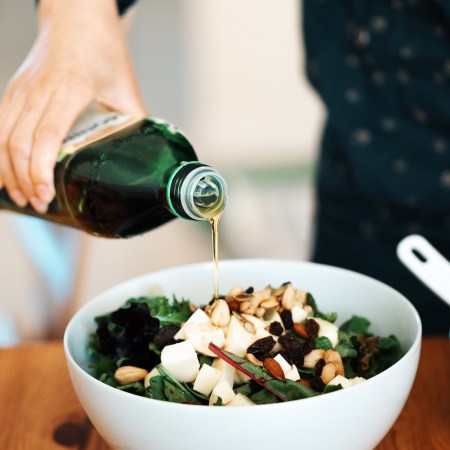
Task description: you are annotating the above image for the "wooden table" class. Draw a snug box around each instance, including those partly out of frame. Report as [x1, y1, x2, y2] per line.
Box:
[0, 337, 448, 450]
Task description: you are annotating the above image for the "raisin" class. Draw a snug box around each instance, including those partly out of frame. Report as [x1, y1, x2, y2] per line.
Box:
[305, 319, 319, 339]
[315, 358, 326, 375]
[280, 309, 294, 330]
[153, 325, 180, 348]
[310, 375, 326, 392]
[278, 335, 301, 351]
[300, 338, 316, 355]
[278, 350, 293, 364]
[268, 321, 283, 336]
[247, 336, 276, 360]
[245, 286, 254, 294]
[288, 349, 304, 368]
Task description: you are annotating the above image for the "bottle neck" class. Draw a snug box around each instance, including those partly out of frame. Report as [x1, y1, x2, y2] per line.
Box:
[167, 162, 228, 220]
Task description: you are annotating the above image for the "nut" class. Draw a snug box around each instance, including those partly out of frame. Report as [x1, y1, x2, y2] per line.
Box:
[260, 296, 279, 309]
[263, 357, 285, 380]
[281, 284, 296, 310]
[324, 349, 345, 376]
[320, 362, 337, 385]
[293, 323, 309, 339]
[114, 366, 148, 385]
[234, 293, 254, 302]
[253, 287, 272, 302]
[295, 289, 307, 304]
[210, 299, 231, 327]
[255, 307, 266, 318]
[225, 297, 240, 311]
[243, 320, 256, 334]
[297, 379, 312, 388]
[303, 349, 325, 368]
[227, 286, 244, 297]
[245, 353, 264, 366]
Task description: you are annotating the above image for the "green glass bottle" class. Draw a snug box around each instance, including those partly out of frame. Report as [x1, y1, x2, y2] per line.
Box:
[0, 114, 228, 238]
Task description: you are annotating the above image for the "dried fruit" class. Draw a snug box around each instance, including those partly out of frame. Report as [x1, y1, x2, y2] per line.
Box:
[293, 323, 309, 339]
[247, 336, 276, 360]
[114, 365, 148, 385]
[278, 335, 302, 351]
[153, 325, 179, 348]
[280, 309, 294, 330]
[315, 358, 326, 375]
[268, 321, 283, 336]
[305, 318, 320, 339]
[263, 357, 285, 380]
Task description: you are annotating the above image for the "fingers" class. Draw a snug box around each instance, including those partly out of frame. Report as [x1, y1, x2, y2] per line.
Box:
[0, 91, 30, 207]
[29, 88, 92, 211]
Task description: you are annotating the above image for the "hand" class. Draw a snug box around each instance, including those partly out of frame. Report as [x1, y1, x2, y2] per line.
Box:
[0, 0, 147, 213]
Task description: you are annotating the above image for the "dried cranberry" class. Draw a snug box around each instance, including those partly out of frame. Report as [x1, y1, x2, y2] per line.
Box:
[268, 321, 283, 336]
[305, 319, 320, 339]
[280, 310, 294, 330]
[247, 336, 276, 360]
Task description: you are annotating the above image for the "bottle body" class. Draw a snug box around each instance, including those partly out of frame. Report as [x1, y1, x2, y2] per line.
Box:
[0, 116, 228, 238]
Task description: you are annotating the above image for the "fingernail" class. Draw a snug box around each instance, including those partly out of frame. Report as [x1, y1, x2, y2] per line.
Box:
[30, 196, 48, 214]
[36, 184, 54, 203]
[10, 190, 28, 208]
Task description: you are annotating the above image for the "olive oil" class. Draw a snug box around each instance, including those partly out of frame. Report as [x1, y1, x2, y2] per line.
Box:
[0, 114, 228, 238]
[210, 216, 220, 300]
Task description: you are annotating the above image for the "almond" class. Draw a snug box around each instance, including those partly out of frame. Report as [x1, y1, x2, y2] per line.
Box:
[114, 365, 148, 385]
[263, 357, 285, 380]
[297, 379, 312, 388]
[293, 323, 309, 339]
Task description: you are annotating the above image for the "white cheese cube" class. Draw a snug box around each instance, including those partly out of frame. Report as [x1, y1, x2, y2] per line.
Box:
[144, 367, 160, 388]
[291, 305, 308, 323]
[174, 308, 211, 340]
[160, 340, 200, 382]
[226, 393, 255, 406]
[314, 317, 339, 348]
[241, 314, 268, 331]
[350, 377, 366, 386]
[274, 354, 292, 374]
[209, 379, 236, 405]
[224, 316, 254, 357]
[285, 365, 300, 381]
[193, 364, 222, 396]
[212, 357, 236, 387]
[183, 322, 225, 356]
[328, 375, 353, 389]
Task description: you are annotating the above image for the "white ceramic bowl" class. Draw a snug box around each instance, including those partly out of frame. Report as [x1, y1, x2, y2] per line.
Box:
[64, 259, 421, 450]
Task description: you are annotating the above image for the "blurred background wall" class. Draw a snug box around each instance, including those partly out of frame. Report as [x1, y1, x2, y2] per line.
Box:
[0, 0, 324, 343]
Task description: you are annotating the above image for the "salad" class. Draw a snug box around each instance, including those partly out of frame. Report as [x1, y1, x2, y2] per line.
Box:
[88, 282, 403, 406]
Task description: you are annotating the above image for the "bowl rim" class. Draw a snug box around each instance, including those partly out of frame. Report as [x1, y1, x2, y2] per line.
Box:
[64, 258, 422, 410]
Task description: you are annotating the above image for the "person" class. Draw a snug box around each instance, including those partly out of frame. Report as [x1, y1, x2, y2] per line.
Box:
[0, 0, 448, 334]
[0, 0, 144, 213]
[303, 0, 450, 335]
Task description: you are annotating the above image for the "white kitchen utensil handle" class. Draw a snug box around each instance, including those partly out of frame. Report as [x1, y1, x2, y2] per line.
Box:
[397, 234, 450, 306]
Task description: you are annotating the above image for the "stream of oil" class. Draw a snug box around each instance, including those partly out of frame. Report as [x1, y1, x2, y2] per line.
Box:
[210, 216, 220, 301]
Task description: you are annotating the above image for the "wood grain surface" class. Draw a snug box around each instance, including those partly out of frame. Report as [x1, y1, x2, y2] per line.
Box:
[0, 337, 448, 450]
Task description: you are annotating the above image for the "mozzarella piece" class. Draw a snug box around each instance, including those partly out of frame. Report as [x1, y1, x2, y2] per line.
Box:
[212, 357, 236, 387]
[314, 317, 339, 348]
[285, 365, 300, 381]
[291, 305, 308, 323]
[144, 367, 160, 388]
[160, 340, 200, 382]
[193, 364, 222, 396]
[226, 393, 255, 406]
[209, 379, 236, 405]
[274, 354, 292, 374]
[273, 354, 300, 381]
[174, 308, 211, 340]
[224, 315, 254, 357]
[183, 322, 225, 356]
[241, 314, 267, 331]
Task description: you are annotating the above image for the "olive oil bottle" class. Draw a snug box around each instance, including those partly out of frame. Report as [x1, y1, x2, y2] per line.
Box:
[0, 111, 228, 238]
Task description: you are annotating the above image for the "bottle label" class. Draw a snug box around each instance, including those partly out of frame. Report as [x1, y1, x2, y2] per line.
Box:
[58, 105, 142, 160]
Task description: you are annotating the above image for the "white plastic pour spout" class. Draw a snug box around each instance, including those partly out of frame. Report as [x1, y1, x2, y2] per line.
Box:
[397, 234, 450, 307]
